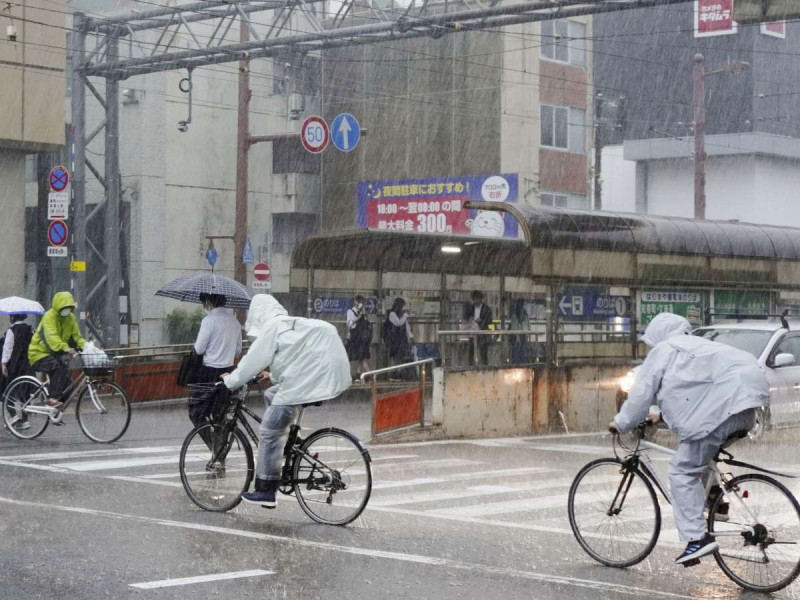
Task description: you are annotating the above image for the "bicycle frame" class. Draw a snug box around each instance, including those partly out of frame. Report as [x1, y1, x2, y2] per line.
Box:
[622, 434, 760, 539]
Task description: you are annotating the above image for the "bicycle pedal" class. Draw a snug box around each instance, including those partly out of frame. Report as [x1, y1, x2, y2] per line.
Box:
[682, 558, 701, 568]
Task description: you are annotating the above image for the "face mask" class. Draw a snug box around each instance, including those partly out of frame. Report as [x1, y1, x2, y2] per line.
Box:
[59, 308, 72, 317]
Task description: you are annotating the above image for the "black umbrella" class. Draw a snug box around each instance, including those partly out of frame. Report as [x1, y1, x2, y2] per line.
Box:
[155, 273, 252, 309]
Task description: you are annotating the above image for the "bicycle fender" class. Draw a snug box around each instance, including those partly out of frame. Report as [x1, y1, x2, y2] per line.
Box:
[722, 458, 796, 479]
[313, 427, 372, 463]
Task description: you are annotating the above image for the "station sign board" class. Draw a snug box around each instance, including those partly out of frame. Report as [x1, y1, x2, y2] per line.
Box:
[641, 290, 704, 327]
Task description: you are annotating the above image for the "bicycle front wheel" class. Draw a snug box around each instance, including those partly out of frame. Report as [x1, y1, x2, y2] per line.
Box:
[76, 381, 131, 443]
[568, 458, 661, 567]
[180, 423, 254, 512]
[710, 473, 800, 593]
[2, 377, 50, 440]
[293, 428, 371, 526]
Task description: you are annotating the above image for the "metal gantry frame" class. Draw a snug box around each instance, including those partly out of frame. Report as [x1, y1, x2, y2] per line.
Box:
[71, 0, 691, 345]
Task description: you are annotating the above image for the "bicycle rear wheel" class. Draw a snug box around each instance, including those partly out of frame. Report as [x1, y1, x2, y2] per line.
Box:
[568, 458, 661, 567]
[2, 377, 50, 440]
[293, 428, 371, 526]
[710, 473, 800, 593]
[76, 381, 131, 443]
[180, 423, 254, 512]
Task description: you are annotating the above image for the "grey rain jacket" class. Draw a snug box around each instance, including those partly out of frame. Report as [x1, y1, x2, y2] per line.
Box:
[614, 313, 768, 441]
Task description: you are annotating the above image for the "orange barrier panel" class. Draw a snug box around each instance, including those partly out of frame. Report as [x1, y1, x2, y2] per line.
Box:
[114, 362, 184, 403]
[373, 387, 422, 435]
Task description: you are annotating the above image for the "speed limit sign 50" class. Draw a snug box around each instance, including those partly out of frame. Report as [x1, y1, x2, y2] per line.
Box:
[300, 116, 329, 154]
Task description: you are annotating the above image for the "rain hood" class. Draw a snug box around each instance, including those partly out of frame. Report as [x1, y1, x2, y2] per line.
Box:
[640, 312, 691, 347]
[52, 291, 77, 312]
[224, 294, 351, 405]
[615, 313, 767, 441]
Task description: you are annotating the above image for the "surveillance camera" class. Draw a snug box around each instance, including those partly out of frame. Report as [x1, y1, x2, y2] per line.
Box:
[177, 121, 188, 133]
[6, 25, 18, 42]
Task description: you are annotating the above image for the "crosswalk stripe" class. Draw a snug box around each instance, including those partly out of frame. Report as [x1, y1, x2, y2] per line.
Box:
[372, 475, 612, 507]
[0, 446, 181, 462]
[353, 467, 559, 492]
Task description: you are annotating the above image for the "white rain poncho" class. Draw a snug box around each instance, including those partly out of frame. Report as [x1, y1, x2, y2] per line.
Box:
[614, 313, 768, 441]
[222, 295, 351, 405]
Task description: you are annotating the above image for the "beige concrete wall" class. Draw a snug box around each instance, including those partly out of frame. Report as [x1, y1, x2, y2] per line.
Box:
[0, 151, 26, 297]
[0, 0, 66, 150]
[439, 368, 533, 438]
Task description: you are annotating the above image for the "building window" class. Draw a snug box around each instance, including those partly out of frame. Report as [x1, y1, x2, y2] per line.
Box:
[540, 104, 586, 154]
[540, 19, 586, 68]
[541, 192, 589, 209]
[541, 192, 568, 208]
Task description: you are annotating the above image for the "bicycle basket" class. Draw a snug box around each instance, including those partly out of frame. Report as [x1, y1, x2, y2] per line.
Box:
[81, 354, 116, 376]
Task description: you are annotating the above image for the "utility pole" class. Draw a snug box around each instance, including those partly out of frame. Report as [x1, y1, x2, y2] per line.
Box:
[234, 21, 250, 287]
[693, 53, 706, 220]
[693, 54, 748, 221]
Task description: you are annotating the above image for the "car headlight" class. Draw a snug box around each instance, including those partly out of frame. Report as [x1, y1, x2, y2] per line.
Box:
[619, 368, 638, 394]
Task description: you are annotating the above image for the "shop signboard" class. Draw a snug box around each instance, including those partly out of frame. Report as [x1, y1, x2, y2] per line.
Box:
[714, 290, 770, 315]
[641, 290, 704, 327]
[357, 173, 520, 240]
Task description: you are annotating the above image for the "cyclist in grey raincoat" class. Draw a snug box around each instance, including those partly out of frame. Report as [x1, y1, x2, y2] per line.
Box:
[611, 312, 768, 565]
[222, 294, 351, 508]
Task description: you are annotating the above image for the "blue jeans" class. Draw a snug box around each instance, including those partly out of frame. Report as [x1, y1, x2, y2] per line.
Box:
[256, 387, 298, 481]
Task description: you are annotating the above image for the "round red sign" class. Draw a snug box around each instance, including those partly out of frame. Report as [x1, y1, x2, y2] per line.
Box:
[254, 262, 270, 281]
[300, 116, 329, 154]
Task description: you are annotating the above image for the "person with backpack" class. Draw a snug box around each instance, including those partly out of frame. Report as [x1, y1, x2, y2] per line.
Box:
[1, 314, 35, 430]
[383, 297, 414, 375]
[345, 295, 372, 382]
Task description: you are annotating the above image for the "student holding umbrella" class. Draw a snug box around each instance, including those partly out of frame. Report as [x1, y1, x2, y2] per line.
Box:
[0, 297, 42, 431]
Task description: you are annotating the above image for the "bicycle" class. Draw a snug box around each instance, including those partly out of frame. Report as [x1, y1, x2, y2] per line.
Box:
[2, 353, 131, 443]
[568, 420, 800, 593]
[179, 381, 372, 526]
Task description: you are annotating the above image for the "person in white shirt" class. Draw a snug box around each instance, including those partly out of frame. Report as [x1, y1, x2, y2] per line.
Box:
[1, 314, 35, 430]
[188, 293, 242, 449]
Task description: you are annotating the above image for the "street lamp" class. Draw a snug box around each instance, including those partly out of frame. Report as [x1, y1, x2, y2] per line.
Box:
[693, 54, 749, 219]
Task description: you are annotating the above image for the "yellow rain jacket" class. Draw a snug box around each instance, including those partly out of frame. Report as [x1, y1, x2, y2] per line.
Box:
[28, 292, 85, 365]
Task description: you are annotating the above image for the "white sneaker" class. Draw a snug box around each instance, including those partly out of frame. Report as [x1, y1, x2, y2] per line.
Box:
[16, 421, 31, 431]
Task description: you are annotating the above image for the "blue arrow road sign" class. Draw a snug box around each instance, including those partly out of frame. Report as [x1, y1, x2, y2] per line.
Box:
[242, 238, 254, 264]
[206, 246, 218, 266]
[557, 293, 630, 321]
[331, 113, 361, 152]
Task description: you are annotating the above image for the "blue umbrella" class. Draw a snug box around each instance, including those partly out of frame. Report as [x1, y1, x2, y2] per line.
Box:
[155, 273, 252, 309]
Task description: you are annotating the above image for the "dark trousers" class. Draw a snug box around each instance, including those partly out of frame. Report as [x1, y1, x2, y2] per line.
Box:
[32, 356, 71, 400]
[187, 365, 233, 448]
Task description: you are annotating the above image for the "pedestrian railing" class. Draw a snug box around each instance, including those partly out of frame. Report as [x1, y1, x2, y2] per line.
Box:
[437, 329, 546, 368]
[360, 359, 435, 438]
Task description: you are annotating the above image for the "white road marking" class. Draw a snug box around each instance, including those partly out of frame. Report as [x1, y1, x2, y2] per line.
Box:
[106, 476, 183, 488]
[129, 569, 274, 589]
[372, 474, 616, 507]
[0, 446, 181, 462]
[379, 431, 607, 449]
[0, 496, 699, 600]
[358, 467, 559, 492]
[0, 459, 70, 473]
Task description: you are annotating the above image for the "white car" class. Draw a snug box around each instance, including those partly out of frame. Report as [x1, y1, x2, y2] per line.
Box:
[693, 322, 799, 437]
[617, 320, 798, 438]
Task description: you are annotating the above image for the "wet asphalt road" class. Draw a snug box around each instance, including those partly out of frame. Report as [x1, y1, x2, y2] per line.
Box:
[2, 397, 800, 600]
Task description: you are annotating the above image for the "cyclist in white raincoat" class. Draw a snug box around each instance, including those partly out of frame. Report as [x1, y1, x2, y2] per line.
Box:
[223, 294, 351, 508]
[611, 312, 768, 565]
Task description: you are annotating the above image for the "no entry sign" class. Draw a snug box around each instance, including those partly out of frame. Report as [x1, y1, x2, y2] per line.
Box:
[300, 116, 329, 154]
[254, 262, 270, 281]
[48, 220, 68, 247]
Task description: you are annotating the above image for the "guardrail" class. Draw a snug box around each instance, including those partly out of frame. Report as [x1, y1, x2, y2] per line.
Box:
[437, 330, 546, 368]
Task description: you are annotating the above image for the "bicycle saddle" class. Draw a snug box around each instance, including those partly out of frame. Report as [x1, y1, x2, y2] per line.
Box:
[301, 401, 323, 408]
[722, 429, 749, 447]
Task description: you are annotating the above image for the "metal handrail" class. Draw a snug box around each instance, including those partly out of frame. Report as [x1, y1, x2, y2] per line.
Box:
[359, 358, 436, 382]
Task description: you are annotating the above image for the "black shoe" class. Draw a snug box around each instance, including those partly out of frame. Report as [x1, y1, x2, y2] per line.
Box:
[675, 534, 719, 564]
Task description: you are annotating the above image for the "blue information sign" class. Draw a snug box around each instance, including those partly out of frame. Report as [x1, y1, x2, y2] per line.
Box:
[242, 238, 254, 264]
[330, 113, 361, 153]
[313, 296, 378, 315]
[557, 293, 630, 321]
[206, 246, 218, 267]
